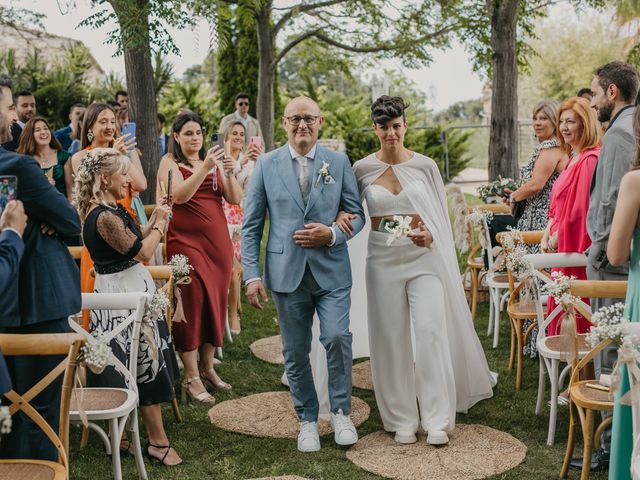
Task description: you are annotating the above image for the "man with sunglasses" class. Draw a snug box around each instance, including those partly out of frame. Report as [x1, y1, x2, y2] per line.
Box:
[219, 92, 263, 144]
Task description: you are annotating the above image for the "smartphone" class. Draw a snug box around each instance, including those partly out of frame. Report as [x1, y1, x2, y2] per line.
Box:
[122, 122, 136, 139]
[210, 132, 225, 152]
[166, 169, 173, 200]
[249, 136, 262, 148]
[0, 175, 17, 215]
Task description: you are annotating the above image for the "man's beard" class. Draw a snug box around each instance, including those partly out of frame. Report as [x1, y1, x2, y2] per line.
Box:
[0, 121, 12, 144]
[597, 100, 614, 123]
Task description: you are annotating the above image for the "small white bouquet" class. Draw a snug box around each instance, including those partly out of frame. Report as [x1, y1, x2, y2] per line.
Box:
[467, 207, 494, 227]
[587, 302, 633, 348]
[477, 177, 520, 202]
[144, 290, 170, 323]
[502, 230, 533, 279]
[168, 254, 193, 283]
[542, 271, 577, 303]
[382, 215, 414, 246]
[79, 330, 111, 374]
[0, 406, 11, 436]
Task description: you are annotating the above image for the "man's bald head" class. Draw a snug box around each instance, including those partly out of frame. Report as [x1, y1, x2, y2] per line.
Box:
[284, 96, 321, 116]
[282, 96, 324, 156]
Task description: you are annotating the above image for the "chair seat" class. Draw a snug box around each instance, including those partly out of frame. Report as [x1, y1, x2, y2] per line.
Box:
[486, 272, 510, 287]
[468, 257, 484, 268]
[538, 334, 591, 359]
[570, 380, 615, 411]
[69, 387, 137, 420]
[0, 459, 66, 480]
[507, 301, 538, 318]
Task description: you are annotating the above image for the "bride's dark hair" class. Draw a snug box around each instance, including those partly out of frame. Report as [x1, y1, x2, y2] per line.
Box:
[371, 95, 409, 125]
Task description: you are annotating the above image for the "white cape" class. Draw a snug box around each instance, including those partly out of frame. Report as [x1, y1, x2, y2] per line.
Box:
[285, 152, 495, 415]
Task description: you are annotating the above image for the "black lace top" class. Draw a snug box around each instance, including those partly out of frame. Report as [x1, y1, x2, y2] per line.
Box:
[83, 204, 143, 274]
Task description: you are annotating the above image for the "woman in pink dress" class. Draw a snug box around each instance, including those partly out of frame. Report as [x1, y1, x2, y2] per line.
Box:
[541, 97, 601, 335]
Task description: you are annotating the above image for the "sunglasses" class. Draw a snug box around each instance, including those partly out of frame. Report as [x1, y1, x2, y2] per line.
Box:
[237, 101, 249, 106]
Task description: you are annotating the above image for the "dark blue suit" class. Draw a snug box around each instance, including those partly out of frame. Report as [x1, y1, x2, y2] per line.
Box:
[0, 147, 81, 460]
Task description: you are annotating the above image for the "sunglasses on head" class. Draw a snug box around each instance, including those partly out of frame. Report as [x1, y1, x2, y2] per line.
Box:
[238, 101, 249, 106]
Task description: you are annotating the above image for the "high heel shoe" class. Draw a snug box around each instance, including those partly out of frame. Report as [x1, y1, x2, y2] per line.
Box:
[144, 442, 184, 467]
[181, 376, 216, 406]
[200, 367, 232, 392]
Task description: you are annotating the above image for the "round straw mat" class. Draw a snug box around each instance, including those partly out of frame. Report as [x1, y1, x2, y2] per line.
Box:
[208, 391, 370, 438]
[352, 360, 373, 390]
[346, 425, 526, 480]
[250, 335, 284, 365]
[248, 477, 310, 480]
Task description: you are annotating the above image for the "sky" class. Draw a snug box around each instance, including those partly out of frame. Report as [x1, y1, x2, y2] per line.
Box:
[0, 1, 593, 113]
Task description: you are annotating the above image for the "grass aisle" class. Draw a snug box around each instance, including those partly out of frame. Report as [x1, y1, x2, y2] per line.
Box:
[69, 297, 609, 480]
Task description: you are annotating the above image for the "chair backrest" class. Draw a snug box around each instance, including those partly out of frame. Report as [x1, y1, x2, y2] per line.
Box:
[73, 293, 150, 394]
[0, 333, 83, 475]
[496, 230, 545, 292]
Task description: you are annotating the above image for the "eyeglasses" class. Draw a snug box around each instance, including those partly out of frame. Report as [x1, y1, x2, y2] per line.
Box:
[237, 101, 249, 106]
[284, 115, 320, 126]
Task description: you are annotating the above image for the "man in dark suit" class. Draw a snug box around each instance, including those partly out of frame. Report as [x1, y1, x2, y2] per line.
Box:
[0, 75, 81, 461]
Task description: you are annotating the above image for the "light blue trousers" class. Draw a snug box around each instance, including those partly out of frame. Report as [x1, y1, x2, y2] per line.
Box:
[271, 266, 353, 422]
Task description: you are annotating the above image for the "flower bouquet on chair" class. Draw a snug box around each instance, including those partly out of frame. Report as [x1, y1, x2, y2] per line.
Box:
[477, 177, 520, 203]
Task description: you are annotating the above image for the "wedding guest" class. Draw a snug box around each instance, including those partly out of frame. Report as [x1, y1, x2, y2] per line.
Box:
[339, 95, 495, 445]
[577, 88, 593, 102]
[17, 117, 73, 201]
[156, 111, 242, 405]
[74, 148, 182, 466]
[54, 103, 85, 151]
[219, 93, 263, 142]
[71, 102, 147, 329]
[586, 65, 639, 470]
[605, 120, 640, 480]
[0, 74, 81, 461]
[157, 113, 169, 157]
[222, 121, 263, 334]
[67, 110, 84, 155]
[1, 91, 35, 152]
[541, 97, 601, 335]
[115, 90, 128, 109]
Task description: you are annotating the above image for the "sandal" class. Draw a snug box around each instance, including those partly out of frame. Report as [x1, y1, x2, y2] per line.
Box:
[181, 376, 216, 406]
[144, 442, 183, 467]
[200, 367, 232, 392]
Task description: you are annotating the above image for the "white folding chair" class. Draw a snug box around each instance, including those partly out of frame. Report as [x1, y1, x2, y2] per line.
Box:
[526, 252, 590, 445]
[69, 292, 150, 480]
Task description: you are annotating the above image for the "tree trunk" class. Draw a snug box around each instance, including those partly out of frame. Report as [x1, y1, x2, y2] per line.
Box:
[488, 0, 519, 181]
[111, 0, 160, 204]
[255, 3, 276, 151]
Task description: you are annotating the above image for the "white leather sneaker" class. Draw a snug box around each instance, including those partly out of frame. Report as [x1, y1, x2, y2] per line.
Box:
[427, 429, 449, 445]
[297, 421, 321, 452]
[394, 430, 418, 444]
[330, 409, 358, 446]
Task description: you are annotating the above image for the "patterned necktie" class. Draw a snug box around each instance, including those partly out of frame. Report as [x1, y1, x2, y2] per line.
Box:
[296, 155, 310, 203]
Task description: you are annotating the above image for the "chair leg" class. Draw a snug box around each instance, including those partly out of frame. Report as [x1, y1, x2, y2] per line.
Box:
[560, 401, 577, 479]
[80, 426, 90, 448]
[547, 359, 559, 446]
[581, 409, 595, 480]
[130, 412, 148, 480]
[508, 318, 516, 370]
[487, 288, 495, 336]
[172, 398, 183, 423]
[470, 268, 478, 320]
[516, 320, 524, 390]
[110, 418, 123, 480]
[535, 355, 546, 416]
[492, 292, 501, 349]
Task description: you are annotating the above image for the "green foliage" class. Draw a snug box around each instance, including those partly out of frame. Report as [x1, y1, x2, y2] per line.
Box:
[157, 79, 221, 134]
[433, 99, 484, 125]
[0, 5, 45, 30]
[152, 51, 175, 100]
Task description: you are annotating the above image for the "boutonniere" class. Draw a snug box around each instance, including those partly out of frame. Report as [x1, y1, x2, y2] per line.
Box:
[315, 161, 336, 186]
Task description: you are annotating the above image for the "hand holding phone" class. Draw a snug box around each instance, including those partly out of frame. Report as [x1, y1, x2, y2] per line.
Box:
[121, 122, 136, 152]
[0, 175, 18, 216]
[210, 132, 225, 152]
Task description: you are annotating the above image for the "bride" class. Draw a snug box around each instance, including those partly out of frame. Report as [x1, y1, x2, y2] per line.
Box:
[330, 95, 496, 445]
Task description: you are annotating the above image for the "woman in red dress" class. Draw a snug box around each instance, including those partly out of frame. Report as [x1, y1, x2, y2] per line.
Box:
[541, 97, 601, 335]
[157, 112, 242, 405]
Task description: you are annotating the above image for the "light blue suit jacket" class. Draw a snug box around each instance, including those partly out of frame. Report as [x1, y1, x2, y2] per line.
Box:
[241, 144, 365, 293]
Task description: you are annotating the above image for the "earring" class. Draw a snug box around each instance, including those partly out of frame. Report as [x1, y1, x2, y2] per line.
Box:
[87, 129, 94, 143]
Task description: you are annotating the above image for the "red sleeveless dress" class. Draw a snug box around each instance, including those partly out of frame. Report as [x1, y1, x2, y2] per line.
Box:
[167, 166, 233, 350]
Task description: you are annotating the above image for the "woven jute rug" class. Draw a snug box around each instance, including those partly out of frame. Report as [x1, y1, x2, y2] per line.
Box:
[209, 391, 370, 438]
[250, 335, 284, 365]
[248, 477, 310, 480]
[346, 425, 526, 480]
[352, 360, 373, 390]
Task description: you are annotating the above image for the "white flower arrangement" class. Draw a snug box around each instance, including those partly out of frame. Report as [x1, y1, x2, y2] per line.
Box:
[0, 406, 11, 435]
[383, 215, 414, 246]
[316, 161, 335, 185]
[541, 271, 577, 303]
[168, 254, 193, 283]
[501, 229, 533, 279]
[587, 303, 636, 349]
[144, 290, 170, 323]
[476, 177, 520, 202]
[79, 330, 111, 374]
[467, 207, 494, 227]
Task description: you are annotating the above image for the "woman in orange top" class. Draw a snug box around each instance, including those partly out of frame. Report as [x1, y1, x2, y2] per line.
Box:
[70, 103, 147, 328]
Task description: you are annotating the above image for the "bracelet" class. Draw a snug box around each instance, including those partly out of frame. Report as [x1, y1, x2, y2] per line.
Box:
[152, 225, 164, 235]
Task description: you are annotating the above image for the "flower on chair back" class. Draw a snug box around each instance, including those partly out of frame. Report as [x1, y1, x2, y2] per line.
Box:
[587, 303, 635, 349]
[79, 330, 111, 375]
[541, 271, 577, 303]
[168, 254, 193, 283]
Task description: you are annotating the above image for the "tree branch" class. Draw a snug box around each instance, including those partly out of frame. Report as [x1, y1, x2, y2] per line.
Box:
[271, 28, 321, 69]
[273, 0, 348, 36]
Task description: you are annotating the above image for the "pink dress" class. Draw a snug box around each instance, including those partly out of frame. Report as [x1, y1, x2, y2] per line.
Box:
[222, 154, 255, 262]
[546, 146, 600, 335]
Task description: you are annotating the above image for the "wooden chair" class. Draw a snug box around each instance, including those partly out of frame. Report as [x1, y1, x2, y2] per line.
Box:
[69, 293, 150, 480]
[560, 280, 627, 480]
[497, 230, 544, 390]
[0, 333, 83, 480]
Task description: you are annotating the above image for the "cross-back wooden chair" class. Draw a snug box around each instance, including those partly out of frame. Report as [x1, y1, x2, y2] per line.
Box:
[497, 230, 544, 390]
[0, 333, 83, 480]
[559, 279, 627, 480]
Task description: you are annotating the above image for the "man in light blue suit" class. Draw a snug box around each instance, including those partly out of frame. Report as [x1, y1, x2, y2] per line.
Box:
[242, 97, 365, 452]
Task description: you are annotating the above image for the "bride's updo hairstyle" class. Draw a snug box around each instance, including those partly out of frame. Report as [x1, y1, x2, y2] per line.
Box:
[74, 147, 130, 220]
[371, 95, 409, 126]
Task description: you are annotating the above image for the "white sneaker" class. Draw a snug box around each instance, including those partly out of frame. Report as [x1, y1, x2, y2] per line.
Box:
[297, 421, 320, 452]
[427, 429, 449, 445]
[394, 430, 418, 444]
[330, 409, 358, 446]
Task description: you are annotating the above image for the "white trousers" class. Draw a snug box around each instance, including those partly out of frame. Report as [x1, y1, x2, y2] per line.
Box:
[366, 231, 456, 433]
